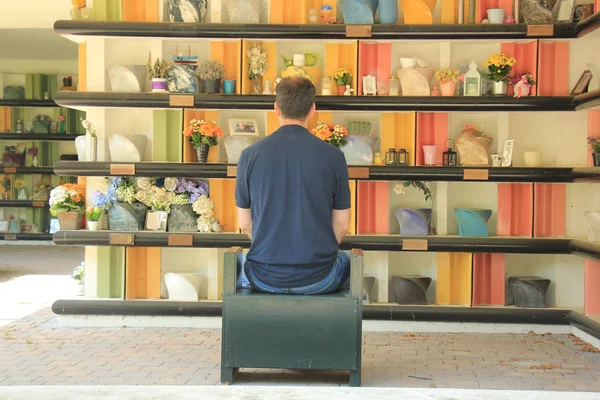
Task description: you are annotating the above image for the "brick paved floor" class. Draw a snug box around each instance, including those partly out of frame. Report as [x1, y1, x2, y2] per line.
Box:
[2, 309, 600, 391]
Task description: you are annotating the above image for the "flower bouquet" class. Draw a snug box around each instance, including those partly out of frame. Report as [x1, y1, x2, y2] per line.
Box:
[509, 73, 536, 98]
[134, 178, 178, 231]
[49, 183, 85, 230]
[484, 53, 516, 95]
[311, 121, 348, 148]
[334, 68, 352, 95]
[434, 69, 462, 97]
[183, 119, 224, 163]
[192, 194, 221, 233]
[247, 42, 268, 94]
[165, 178, 211, 232]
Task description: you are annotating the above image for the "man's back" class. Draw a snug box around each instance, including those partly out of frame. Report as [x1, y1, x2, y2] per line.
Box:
[235, 124, 350, 288]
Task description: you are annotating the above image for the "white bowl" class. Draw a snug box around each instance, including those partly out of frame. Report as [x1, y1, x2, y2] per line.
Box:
[400, 57, 417, 69]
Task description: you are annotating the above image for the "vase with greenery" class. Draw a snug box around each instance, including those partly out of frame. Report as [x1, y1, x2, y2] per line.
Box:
[197, 60, 226, 94]
[484, 53, 516, 95]
[85, 206, 104, 231]
[146, 52, 170, 92]
[183, 119, 224, 163]
[588, 137, 600, 166]
[247, 43, 268, 94]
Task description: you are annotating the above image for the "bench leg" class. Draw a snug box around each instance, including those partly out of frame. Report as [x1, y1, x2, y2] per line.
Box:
[349, 369, 361, 387]
[221, 366, 239, 385]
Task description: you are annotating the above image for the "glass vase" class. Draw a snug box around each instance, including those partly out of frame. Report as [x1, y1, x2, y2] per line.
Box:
[252, 76, 261, 94]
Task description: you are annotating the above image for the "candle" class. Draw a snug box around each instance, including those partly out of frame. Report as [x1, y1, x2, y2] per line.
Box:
[467, 82, 477, 95]
[308, 8, 318, 24]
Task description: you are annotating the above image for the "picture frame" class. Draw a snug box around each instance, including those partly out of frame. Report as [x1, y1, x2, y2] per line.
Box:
[21, 224, 35, 234]
[570, 70, 593, 96]
[501, 139, 515, 167]
[555, 0, 576, 23]
[24, 121, 33, 133]
[574, 4, 594, 22]
[0, 220, 8, 233]
[228, 119, 259, 136]
[362, 75, 377, 96]
[49, 121, 58, 134]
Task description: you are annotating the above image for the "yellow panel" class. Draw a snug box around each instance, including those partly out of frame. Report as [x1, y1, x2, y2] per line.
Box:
[210, 40, 242, 93]
[380, 113, 416, 165]
[78, 43, 87, 92]
[241, 41, 277, 94]
[270, 0, 308, 23]
[125, 248, 161, 299]
[209, 179, 238, 232]
[122, 0, 158, 21]
[349, 180, 356, 235]
[436, 252, 473, 306]
[325, 41, 358, 92]
[267, 111, 279, 136]
[399, 0, 434, 24]
[441, 0, 470, 23]
[0, 107, 11, 131]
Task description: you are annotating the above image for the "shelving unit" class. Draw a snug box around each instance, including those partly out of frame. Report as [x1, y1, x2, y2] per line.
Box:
[0, 133, 83, 141]
[0, 200, 49, 208]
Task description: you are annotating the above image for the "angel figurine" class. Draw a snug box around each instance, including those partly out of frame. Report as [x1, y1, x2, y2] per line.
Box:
[273, 78, 282, 95]
[344, 85, 354, 96]
[262, 80, 272, 95]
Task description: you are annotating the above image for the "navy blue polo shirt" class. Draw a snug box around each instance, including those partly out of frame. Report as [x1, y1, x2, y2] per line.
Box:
[235, 124, 351, 288]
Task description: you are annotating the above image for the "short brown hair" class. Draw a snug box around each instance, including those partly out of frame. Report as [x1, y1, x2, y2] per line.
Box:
[275, 77, 315, 120]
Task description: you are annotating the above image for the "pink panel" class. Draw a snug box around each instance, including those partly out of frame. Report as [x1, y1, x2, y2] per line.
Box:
[477, 0, 514, 23]
[538, 42, 570, 96]
[357, 181, 390, 234]
[585, 260, 600, 315]
[596, 0, 599, 13]
[533, 183, 566, 238]
[473, 253, 506, 306]
[497, 183, 533, 237]
[501, 42, 538, 96]
[588, 110, 600, 166]
[415, 112, 448, 166]
[358, 42, 391, 96]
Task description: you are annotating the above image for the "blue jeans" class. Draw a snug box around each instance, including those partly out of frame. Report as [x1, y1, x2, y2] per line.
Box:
[243, 251, 350, 295]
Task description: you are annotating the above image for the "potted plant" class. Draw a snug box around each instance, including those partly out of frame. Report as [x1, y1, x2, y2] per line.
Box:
[311, 121, 349, 148]
[146, 51, 170, 93]
[247, 43, 268, 94]
[588, 137, 600, 166]
[96, 177, 147, 231]
[183, 119, 224, 163]
[72, 262, 85, 296]
[483, 53, 516, 95]
[49, 183, 85, 230]
[85, 206, 104, 231]
[334, 68, 352, 95]
[434, 69, 461, 97]
[135, 178, 178, 232]
[168, 178, 210, 232]
[510, 73, 536, 98]
[197, 60, 226, 94]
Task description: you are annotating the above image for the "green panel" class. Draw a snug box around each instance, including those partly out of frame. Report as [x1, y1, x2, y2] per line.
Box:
[32, 74, 41, 100]
[60, 108, 86, 134]
[49, 75, 58, 100]
[152, 110, 183, 162]
[96, 246, 125, 298]
[11, 107, 26, 132]
[25, 74, 34, 100]
[93, 0, 123, 21]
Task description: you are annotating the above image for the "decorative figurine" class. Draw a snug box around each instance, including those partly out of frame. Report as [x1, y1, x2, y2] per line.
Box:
[33, 156, 38, 167]
[262, 80, 272, 95]
[273, 78, 282, 95]
[373, 152, 383, 165]
[18, 188, 27, 200]
[16, 119, 23, 133]
[431, 87, 439, 96]
[344, 85, 355, 96]
[504, 14, 515, 23]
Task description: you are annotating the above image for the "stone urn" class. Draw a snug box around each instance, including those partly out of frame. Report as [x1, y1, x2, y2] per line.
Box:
[455, 125, 493, 166]
[224, 136, 258, 164]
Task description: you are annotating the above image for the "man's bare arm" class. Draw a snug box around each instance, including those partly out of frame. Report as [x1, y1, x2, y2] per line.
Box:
[332, 208, 351, 246]
[238, 207, 253, 240]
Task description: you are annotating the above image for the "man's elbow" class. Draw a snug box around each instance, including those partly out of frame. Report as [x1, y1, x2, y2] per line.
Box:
[239, 222, 252, 235]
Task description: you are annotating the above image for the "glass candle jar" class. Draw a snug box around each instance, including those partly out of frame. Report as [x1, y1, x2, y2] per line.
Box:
[308, 8, 318, 24]
[389, 77, 399, 96]
[385, 148, 397, 165]
[322, 76, 333, 95]
[320, 5, 333, 24]
[396, 148, 408, 166]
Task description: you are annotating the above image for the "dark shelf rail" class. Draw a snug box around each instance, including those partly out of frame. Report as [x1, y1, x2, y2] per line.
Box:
[54, 18, 600, 40]
[2, 167, 55, 175]
[0, 99, 58, 107]
[0, 200, 49, 208]
[1, 233, 53, 241]
[570, 239, 600, 262]
[54, 161, 232, 178]
[53, 91, 596, 112]
[0, 133, 83, 141]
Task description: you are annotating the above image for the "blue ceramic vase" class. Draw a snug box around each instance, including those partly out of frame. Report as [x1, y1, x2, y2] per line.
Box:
[395, 208, 432, 236]
[339, 0, 375, 24]
[378, 0, 398, 24]
[363, 0, 379, 16]
[454, 208, 492, 237]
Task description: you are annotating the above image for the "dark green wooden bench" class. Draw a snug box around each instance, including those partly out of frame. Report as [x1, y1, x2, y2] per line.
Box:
[221, 247, 363, 387]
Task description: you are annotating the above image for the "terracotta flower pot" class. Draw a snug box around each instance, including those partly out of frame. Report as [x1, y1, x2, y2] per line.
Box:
[57, 211, 83, 231]
[337, 85, 346, 95]
[439, 81, 456, 96]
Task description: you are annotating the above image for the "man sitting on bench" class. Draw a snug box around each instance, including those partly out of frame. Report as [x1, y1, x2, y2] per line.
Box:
[234, 77, 351, 295]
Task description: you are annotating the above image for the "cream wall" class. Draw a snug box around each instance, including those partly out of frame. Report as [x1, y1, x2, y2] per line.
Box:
[0, 1, 71, 29]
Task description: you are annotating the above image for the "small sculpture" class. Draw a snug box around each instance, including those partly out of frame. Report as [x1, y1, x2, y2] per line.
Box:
[16, 119, 23, 133]
[373, 152, 383, 165]
[344, 85, 355, 96]
[263, 80, 272, 95]
[32, 156, 38, 167]
[273, 78, 282, 94]
[18, 188, 27, 200]
[455, 124, 493, 166]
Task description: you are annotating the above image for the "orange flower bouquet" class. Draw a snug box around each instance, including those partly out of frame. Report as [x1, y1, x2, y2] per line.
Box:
[49, 183, 85, 216]
[311, 121, 348, 148]
[183, 119, 224, 148]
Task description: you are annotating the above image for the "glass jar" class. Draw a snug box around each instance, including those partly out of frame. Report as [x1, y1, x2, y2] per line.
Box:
[308, 8, 318, 24]
[320, 5, 333, 24]
[385, 148, 397, 165]
[389, 77, 399, 96]
[396, 148, 408, 166]
[322, 76, 333, 95]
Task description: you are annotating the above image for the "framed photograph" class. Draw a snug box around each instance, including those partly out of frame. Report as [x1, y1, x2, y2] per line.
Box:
[228, 119, 259, 136]
[501, 139, 515, 167]
[49, 121, 58, 134]
[570, 70, 593, 95]
[24, 121, 33, 133]
[21, 224, 35, 234]
[362, 75, 377, 96]
[0, 220, 8, 233]
[555, 0, 576, 22]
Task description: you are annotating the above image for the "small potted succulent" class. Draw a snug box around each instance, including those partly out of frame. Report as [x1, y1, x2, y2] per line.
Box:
[85, 206, 104, 231]
[197, 60, 226, 94]
[146, 52, 170, 93]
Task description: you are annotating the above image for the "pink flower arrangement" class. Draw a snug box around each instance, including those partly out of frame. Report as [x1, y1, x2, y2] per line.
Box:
[509, 73, 536, 87]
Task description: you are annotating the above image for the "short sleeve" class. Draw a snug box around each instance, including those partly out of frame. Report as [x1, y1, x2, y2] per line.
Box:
[333, 152, 351, 210]
[235, 150, 251, 209]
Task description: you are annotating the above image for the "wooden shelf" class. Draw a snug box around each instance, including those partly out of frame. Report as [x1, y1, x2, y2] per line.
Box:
[53, 161, 600, 183]
[0, 200, 49, 208]
[53, 91, 600, 112]
[0, 133, 83, 141]
[1, 233, 53, 241]
[0, 99, 58, 107]
[1, 167, 54, 175]
[54, 16, 600, 40]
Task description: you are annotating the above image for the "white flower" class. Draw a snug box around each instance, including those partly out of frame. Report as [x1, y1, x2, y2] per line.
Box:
[172, 194, 189, 205]
[117, 186, 135, 204]
[81, 119, 91, 130]
[212, 221, 223, 232]
[393, 183, 406, 195]
[164, 178, 177, 192]
[197, 216, 212, 232]
[98, 178, 110, 194]
[192, 195, 213, 215]
[137, 178, 152, 190]
[165, 192, 175, 203]
[49, 186, 69, 206]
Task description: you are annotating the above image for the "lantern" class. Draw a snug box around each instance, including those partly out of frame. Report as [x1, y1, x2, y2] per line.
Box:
[463, 60, 481, 96]
[396, 148, 409, 166]
[443, 139, 458, 166]
[385, 148, 397, 165]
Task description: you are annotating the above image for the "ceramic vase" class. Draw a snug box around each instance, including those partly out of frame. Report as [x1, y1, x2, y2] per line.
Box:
[57, 211, 83, 231]
[454, 208, 492, 237]
[487, 8, 505, 23]
[146, 211, 169, 232]
[395, 208, 432, 236]
[108, 203, 148, 231]
[379, 0, 399, 23]
[593, 153, 600, 167]
[86, 134, 97, 162]
[151, 78, 167, 93]
[490, 80, 508, 95]
[87, 221, 100, 231]
[363, 0, 379, 16]
[440, 81, 457, 96]
[514, 83, 531, 98]
[252, 76, 261, 94]
[168, 204, 198, 233]
[168, 0, 208, 22]
[195, 144, 209, 163]
[201, 79, 221, 94]
[341, 135, 377, 165]
[586, 211, 600, 242]
[339, 0, 375, 24]
[164, 272, 204, 301]
[422, 145, 438, 166]
[223, 79, 236, 94]
[224, 136, 258, 164]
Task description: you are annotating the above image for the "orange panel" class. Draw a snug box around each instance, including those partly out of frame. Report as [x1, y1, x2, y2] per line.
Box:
[125, 248, 161, 300]
[415, 112, 448, 166]
[0, 107, 11, 131]
[357, 181, 389, 234]
[325, 42, 358, 94]
[588, 110, 600, 166]
[349, 180, 356, 235]
[210, 40, 242, 94]
[78, 43, 87, 92]
[357, 42, 392, 95]
[537, 42, 569, 96]
[399, 0, 435, 23]
[497, 183, 533, 237]
[585, 260, 600, 315]
[308, 111, 333, 131]
[441, 0, 471, 23]
[267, 111, 279, 135]
[437, 252, 473, 305]
[380, 113, 416, 164]
[270, 0, 308, 23]
[472, 253, 505, 306]
[122, 0, 158, 21]
[501, 41, 538, 96]
[209, 179, 238, 233]
[533, 183, 566, 237]
[241, 41, 277, 94]
[477, 0, 513, 23]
